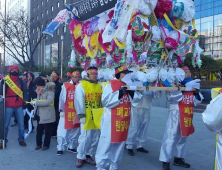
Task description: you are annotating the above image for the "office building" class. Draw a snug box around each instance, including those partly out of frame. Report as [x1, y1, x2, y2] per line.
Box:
[195, 0, 222, 59]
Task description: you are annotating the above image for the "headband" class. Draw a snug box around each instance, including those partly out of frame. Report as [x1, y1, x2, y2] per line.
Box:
[87, 69, 98, 74]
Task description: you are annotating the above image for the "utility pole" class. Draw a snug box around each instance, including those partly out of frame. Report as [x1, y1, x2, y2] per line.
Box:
[3, 0, 6, 75]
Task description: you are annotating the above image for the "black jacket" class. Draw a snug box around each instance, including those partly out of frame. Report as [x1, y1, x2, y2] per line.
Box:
[0, 78, 29, 102]
[54, 80, 63, 111]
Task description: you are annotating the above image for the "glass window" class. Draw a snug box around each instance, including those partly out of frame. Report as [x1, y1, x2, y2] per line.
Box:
[194, 0, 201, 6]
[214, 7, 222, 15]
[57, 29, 59, 35]
[41, 1, 43, 5]
[63, 26, 66, 33]
[36, 27, 38, 32]
[37, 4, 39, 9]
[36, 16, 38, 20]
[51, 6, 53, 11]
[214, 43, 218, 50]
[57, 2, 59, 8]
[46, 9, 48, 14]
[214, 14, 222, 30]
[33, 39, 35, 44]
[41, 13, 43, 17]
[33, 29, 34, 33]
[202, 0, 213, 4]
[195, 11, 201, 19]
[220, 43, 222, 50]
[201, 9, 213, 17]
[201, 16, 214, 36]
[33, 7, 35, 11]
[195, 5, 200, 11]
[204, 44, 213, 52]
[64, 0, 66, 3]
[214, 0, 222, 7]
[201, 3, 213, 10]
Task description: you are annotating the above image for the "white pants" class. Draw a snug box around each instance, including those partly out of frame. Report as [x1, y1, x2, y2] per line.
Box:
[96, 112, 125, 170]
[216, 131, 222, 170]
[57, 117, 80, 151]
[77, 123, 100, 160]
[159, 108, 188, 162]
[126, 107, 150, 149]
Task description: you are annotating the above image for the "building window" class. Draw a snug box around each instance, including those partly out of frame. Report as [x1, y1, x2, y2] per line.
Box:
[41, 24, 44, 29]
[36, 16, 38, 20]
[63, 26, 66, 33]
[41, 1, 43, 5]
[33, 39, 35, 44]
[32, 18, 34, 23]
[33, 29, 34, 33]
[46, 0, 48, 2]
[64, 0, 66, 3]
[46, 9, 48, 14]
[33, 7, 35, 11]
[41, 12, 43, 17]
[57, 2, 59, 8]
[51, 6, 53, 11]
[36, 38, 38, 42]
[37, 4, 39, 9]
[36, 27, 38, 32]
[57, 29, 59, 35]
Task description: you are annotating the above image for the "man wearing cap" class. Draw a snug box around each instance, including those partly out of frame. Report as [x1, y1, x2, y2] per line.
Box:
[57, 70, 81, 156]
[95, 65, 142, 170]
[159, 66, 203, 170]
[0, 65, 28, 148]
[75, 66, 103, 168]
[50, 71, 63, 137]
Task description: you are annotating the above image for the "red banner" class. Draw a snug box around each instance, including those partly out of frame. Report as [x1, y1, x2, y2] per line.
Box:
[64, 83, 80, 129]
[179, 91, 195, 137]
[110, 80, 131, 143]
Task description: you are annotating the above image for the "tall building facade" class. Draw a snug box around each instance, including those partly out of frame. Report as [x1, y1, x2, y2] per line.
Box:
[30, 0, 76, 68]
[195, 0, 222, 59]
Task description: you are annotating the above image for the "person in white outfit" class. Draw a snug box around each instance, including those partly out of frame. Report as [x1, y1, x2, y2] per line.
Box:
[159, 66, 203, 170]
[126, 90, 162, 156]
[57, 70, 81, 155]
[95, 65, 142, 170]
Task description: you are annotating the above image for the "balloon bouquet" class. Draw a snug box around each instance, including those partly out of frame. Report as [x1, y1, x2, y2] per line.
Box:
[68, 0, 203, 87]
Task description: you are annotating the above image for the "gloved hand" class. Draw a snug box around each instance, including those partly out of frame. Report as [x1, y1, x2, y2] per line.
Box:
[30, 100, 36, 106]
[80, 117, 86, 124]
[60, 112, 65, 117]
[118, 87, 127, 99]
[185, 79, 201, 91]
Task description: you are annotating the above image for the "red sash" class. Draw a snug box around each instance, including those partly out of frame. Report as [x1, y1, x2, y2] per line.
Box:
[64, 83, 80, 129]
[110, 80, 131, 143]
[178, 91, 195, 137]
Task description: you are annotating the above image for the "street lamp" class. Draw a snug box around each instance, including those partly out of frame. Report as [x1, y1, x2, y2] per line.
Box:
[61, 35, 64, 79]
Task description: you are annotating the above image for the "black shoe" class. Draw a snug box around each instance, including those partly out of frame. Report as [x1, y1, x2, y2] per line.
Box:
[173, 157, 190, 168]
[0, 143, 6, 149]
[137, 147, 149, 153]
[11, 122, 17, 127]
[57, 151, 63, 156]
[162, 162, 170, 170]
[67, 148, 77, 153]
[127, 149, 134, 156]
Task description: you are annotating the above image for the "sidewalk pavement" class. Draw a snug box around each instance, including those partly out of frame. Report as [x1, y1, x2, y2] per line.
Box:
[0, 107, 216, 170]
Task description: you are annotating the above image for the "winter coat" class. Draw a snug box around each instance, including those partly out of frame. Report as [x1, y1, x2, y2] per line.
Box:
[36, 82, 56, 124]
[54, 80, 63, 112]
[26, 82, 37, 112]
[0, 78, 29, 108]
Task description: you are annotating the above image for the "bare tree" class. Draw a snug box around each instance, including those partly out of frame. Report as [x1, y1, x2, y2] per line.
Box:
[0, 10, 47, 71]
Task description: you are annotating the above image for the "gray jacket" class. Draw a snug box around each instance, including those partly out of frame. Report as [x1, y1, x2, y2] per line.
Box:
[36, 82, 56, 124]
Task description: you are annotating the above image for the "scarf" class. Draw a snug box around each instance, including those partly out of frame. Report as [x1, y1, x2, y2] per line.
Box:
[36, 87, 45, 95]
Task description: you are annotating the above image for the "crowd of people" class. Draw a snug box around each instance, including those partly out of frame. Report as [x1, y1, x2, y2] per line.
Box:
[0, 64, 220, 170]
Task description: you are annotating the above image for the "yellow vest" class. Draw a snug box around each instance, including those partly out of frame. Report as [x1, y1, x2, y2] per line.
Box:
[81, 80, 103, 130]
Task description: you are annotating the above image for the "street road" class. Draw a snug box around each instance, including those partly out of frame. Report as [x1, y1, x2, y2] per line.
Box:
[0, 107, 216, 170]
